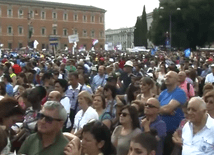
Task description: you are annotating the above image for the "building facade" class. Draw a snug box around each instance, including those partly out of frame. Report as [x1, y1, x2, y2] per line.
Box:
[105, 12, 153, 50]
[0, 0, 106, 50]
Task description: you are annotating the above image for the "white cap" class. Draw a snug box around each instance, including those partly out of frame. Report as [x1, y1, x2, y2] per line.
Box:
[211, 64, 214, 68]
[124, 60, 133, 67]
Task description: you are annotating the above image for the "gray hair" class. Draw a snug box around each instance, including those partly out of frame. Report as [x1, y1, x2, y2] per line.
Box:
[43, 101, 67, 122]
[189, 96, 207, 110]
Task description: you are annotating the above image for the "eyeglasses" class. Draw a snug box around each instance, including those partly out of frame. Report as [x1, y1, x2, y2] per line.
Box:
[119, 112, 130, 117]
[145, 103, 159, 109]
[37, 113, 62, 124]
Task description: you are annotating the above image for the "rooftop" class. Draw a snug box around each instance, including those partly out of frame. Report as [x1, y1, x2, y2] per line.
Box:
[0, 0, 106, 13]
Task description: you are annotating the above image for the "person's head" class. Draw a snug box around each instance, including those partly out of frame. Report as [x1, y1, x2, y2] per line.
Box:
[140, 77, 154, 93]
[78, 91, 93, 110]
[124, 60, 133, 73]
[68, 72, 79, 87]
[0, 82, 6, 96]
[37, 101, 67, 135]
[103, 84, 116, 99]
[178, 71, 186, 83]
[42, 72, 54, 86]
[127, 84, 141, 104]
[159, 63, 166, 74]
[211, 64, 214, 73]
[202, 63, 208, 70]
[203, 90, 214, 114]
[164, 71, 178, 87]
[54, 79, 68, 93]
[187, 97, 207, 125]
[78, 74, 85, 85]
[77, 62, 85, 75]
[119, 105, 140, 129]
[48, 91, 61, 102]
[93, 94, 106, 110]
[129, 132, 158, 155]
[144, 98, 160, 117]
[17, 73, 28, 85]
[8, 67, 14, 74]
[0, 97, 24, 129]
[3, 74, 12, 83]
[98, 65, 105, 76]
[203, 83, 214, 96]
[82, 120, 116, 155]
[53, 70, 60, 80]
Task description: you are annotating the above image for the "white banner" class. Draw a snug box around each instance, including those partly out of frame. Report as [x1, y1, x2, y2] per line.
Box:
[68, 34, 79, 43]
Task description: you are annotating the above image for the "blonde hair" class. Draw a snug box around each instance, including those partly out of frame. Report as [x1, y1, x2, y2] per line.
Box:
[78, 91, 93, 105]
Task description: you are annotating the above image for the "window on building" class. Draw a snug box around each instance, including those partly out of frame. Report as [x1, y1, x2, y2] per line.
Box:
[83, 30, 87, 37]
[63, 29, 67, 36]
[52, 12, 57, 19]
[83, 15, 87, 22]
[7, 26, 12, 35]
[18, 26, 23, 35]
[7, 9, 12, 17]
[53, 28, 57, 35]
[73, 29, 78, 34]
[41, 11, 45, 19]
[42, 44, 45, 49]
[91, 15, 95, 22]
[41, 28, 46, 35]
[99, 31, 103, 38]
[63, 13, 68, 20]
[91, 30, 95, 38]
[8, 43, 12, 49]
[0, 8, 2, 17]
[100, 16, 103, 23]
[29, 10, 34, 18]
[19, 9, 23, 17]
[74, 14, 78, 21]
[18, 43, 23, 48]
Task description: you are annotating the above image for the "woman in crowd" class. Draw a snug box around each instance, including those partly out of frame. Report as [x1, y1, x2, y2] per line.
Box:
[3, 74, 13, 96]
[0, 97, 25, 154]
[202, 83, 214, 96]
[93, 94, 112, 129]
[116, 84, 141, 105]
[111, 105, 142, 155]
[129, 131, 158, 155]
[203, 90, 214, 118]
[64, 120, 116, 155]
[155, 62, 167, 93]
[9, 67, 16, 87]
[72, 91, 99, 137]
[54, 79, 71, 131]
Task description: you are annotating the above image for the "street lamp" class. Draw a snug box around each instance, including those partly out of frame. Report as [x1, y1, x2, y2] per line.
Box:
[160, 7, 181, 52]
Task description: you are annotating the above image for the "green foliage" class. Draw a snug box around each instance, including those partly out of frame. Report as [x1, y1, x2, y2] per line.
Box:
[150, 0, 214, 49]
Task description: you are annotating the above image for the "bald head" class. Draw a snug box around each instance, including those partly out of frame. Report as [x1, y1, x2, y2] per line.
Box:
[189, 97, 206, 111]
[147, 98, 160, 108]
[165, 71, 178, 86]
[178, 71, 186, 83]
[144, 98, 160, 116]
[48, 91, 61, 102]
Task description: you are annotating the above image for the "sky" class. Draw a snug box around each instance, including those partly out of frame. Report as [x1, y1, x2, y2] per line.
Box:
[43, 0, 160, 30]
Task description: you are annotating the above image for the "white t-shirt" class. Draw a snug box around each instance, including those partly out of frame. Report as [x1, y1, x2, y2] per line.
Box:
[74, 106, 99, 133]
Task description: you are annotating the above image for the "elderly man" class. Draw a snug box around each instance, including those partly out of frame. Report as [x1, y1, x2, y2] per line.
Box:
[18, 101, 69, 155]
[178, 71, 195, 101]
[158, 71, 187, 155]
[48, 91, 61, 102]
[182, 97, 214, 155]
[91, 65, 107, 92]
[141, 98, 166, 155]
[205, 64, 214, 83]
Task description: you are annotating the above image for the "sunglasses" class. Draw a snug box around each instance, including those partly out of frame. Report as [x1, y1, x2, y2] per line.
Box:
[145, 103, 159, 109]
[37, 113, 62, 124]
[119, 112, 130, 117]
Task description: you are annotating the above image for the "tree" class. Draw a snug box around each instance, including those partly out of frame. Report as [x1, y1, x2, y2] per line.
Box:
[142, 5, 148, 48]
[134, 17, 142, 46]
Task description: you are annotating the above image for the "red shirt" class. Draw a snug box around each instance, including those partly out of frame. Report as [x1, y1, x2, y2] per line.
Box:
[12, 64, 22, 75]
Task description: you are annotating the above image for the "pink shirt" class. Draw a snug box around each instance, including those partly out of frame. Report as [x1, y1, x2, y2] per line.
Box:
[179, 81, 195, 101]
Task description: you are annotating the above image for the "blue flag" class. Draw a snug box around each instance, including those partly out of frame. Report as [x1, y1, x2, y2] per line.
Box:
[151, 46, 158, 56]
[184, 48, 191, 57]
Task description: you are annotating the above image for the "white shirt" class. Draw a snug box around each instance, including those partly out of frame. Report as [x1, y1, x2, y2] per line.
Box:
[60, 96, 71, 128]
[73, 106, 98, 133]
[205, 73, 214, 83]
[182, 114, 214, 155]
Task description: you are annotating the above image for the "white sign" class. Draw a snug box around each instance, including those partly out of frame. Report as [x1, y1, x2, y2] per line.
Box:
[68, 34, 79, 43]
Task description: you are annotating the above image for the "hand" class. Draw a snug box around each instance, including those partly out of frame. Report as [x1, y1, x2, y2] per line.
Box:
[141, 117, 151, 132]
[172, 131, 183, 146]
[64, 141, 81, 155]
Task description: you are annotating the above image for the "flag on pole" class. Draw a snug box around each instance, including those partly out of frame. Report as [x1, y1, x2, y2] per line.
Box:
[92, 39, 99, 45]
[184, 48, 191, 57]
[34, 40, 39, 49]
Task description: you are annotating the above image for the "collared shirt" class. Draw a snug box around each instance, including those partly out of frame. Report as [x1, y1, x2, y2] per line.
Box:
[182, 114, 214, 155]
[179, 81, 195, 101]
[65, 83, 85, 110]
[18, 132, 69, 155]
[105, 99, 117, 118]
[91, 74, 107, 92]
[205, 73, 214, 83]
[201, 68, 211, 78]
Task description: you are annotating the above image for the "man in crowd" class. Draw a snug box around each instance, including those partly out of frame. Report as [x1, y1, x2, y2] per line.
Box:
[205, 64, 214, 83]
[182, 97, 214, 155]
[91, 65, 107, 92]
[158, 71, 187, 155]
[178, 71, 195, 100]
[48, 91, 61, 102]
[18, 101, 69, 155]
[141, 97, 166, 155]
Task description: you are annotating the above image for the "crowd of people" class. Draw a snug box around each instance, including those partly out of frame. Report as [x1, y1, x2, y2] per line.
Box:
[0, 49, 214, 155]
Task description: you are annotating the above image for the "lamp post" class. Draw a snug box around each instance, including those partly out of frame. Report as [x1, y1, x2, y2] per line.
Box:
[160, 7, 181, 52]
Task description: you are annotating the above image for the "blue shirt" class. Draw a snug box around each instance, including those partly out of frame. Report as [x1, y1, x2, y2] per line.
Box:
[91, 74, 107, 92]
[6, 83, 13, 96]
[159, 87, 187, 132]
